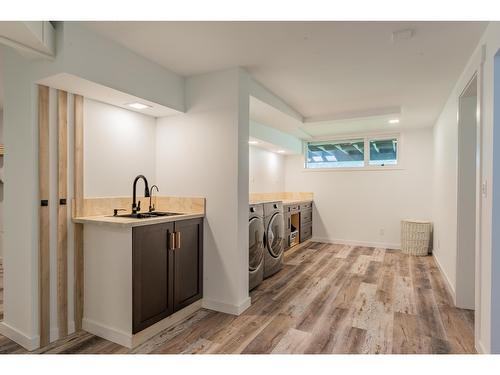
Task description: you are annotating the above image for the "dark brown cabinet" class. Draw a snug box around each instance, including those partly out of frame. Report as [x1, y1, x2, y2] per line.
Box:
[132, 218, 203, 334]
[173, 218, 203, 312]
[132, 222, 174, 333]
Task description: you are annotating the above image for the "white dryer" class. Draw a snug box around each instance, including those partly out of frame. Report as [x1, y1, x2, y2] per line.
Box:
[249, 204, 265, 290]
[263, 201, 285, 278]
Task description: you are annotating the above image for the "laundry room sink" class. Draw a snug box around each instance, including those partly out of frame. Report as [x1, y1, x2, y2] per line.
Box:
[111, 212, 183, 219]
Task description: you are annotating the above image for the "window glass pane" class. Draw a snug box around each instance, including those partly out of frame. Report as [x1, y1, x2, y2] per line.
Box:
[369, 138, 398, 165]
[306, 139, 365, 168]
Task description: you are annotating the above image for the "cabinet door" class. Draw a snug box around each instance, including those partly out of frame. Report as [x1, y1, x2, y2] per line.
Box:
[132, 222, 174, 333]
[300, 209, 312, 225]
[284, 213, 291, 250]
[173, 218, 203, 312]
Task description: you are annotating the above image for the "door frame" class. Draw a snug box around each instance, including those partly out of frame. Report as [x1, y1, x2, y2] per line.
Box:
[474, 60, 484, 348]
[456, 72, 479, 310]
[455, 63, 483, 348]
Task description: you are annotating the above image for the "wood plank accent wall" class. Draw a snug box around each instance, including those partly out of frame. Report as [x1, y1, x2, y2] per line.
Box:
[57, 90, 69, 337]
[38, 85, 50, 347]
[73, 95, 84, 331]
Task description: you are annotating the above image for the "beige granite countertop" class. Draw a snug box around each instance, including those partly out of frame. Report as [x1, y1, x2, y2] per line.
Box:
[72, 196, 206, 228]
[249, 192, 313, 206]
[73, 212, 205, 228]
[249, 199, 313, 205]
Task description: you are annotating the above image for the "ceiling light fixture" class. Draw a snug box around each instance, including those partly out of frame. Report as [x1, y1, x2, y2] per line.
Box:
[388, 119, 400, 124]
[277, 150, 285, 154]
[248, 140, 259, 145]
[127, 102, 151, 110]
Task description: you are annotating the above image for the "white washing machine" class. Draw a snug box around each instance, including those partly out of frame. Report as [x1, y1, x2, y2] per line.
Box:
[249, 204, 265, 290]
[263, 201, 285, 278]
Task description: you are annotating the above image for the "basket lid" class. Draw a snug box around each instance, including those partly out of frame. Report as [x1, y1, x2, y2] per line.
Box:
[402, 219, 431, 224]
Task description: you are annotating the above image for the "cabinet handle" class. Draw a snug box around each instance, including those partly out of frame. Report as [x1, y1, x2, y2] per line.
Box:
[169, 232, 176, 250]
[175, 231, 181, 249]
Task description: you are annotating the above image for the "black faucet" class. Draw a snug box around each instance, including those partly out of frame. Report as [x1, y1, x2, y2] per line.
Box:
[149, 185, 159, 212]
[132, 175, 150, 215]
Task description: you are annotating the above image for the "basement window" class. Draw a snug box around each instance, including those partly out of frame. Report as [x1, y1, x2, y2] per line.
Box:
[305, 135, 399, 169]
[305, 139, 365, 169]
[369, 138, 398, 166]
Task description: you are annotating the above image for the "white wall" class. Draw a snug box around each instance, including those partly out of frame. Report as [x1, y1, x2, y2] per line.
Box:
[155, 68, 250, 315]
[84, 99, 156, 198]
[432, 21, 500, 353]
[285, 128, 433, 249]
[249, 146, 285, 193]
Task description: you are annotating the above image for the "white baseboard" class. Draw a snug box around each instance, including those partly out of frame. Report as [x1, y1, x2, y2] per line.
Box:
[83, 300, 203, 349]
[83, 318, 132, 348]
[432, 253, 457, 305]
[0, 321, 39, 351]
[202, 296, 251, 315]
[131, 300, 202, 348]
[312, 237, 400, 250]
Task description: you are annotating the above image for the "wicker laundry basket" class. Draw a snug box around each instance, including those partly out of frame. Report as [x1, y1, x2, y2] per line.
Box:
[401, 220, 432, 256]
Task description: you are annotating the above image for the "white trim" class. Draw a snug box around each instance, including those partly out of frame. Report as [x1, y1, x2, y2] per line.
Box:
[0, 321, 39, 351]
[83, 318, 132, 348]
[474, 56, 485, 352]
[202, 297, 251, 315]
[82, 300, 203, 349]
[433, 253, 457, 305]
[131, 299, 202, 348]
[311, 237, 400, 250]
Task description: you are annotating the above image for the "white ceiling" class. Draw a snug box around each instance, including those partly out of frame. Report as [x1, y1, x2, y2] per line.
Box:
[83, 21, 487, 133]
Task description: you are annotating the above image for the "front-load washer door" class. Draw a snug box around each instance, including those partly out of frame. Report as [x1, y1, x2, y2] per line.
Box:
[267, 213, 284, 258]
[249, 217, 265, 272]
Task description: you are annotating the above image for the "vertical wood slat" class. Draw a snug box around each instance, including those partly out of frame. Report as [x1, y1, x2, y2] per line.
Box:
[57, 90, 68, 337]
[74, 94, 84, 330]
[38, 85, 50, 347]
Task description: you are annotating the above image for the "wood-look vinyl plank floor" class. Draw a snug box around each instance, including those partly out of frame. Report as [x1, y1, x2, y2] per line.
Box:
[0, 242, 476, 354]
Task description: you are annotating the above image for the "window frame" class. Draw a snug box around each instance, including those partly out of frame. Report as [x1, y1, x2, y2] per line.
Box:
[303, 132, 402, 171]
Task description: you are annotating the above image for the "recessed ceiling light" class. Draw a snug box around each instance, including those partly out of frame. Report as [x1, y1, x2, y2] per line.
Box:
[248, 140, 259, 145]
[391, 29, 415, 43]
[277, 150, 285, 154]
[127, 102, 151, 110]
[389, 119, 400, 124]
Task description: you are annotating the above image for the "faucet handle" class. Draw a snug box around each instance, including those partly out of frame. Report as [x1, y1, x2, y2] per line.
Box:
[137, 200, 141, 212]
